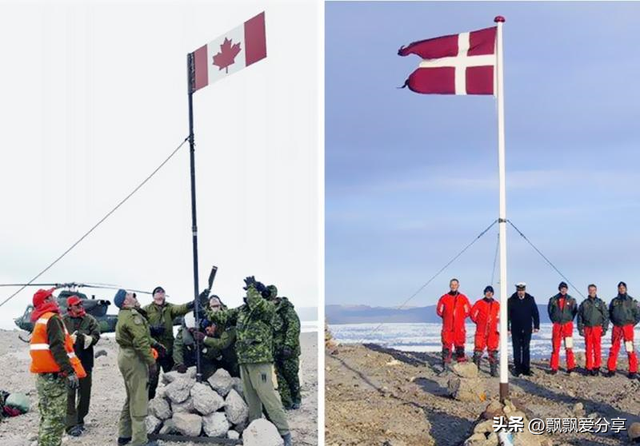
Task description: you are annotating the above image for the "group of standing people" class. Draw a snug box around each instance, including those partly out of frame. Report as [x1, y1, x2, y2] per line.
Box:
[28, 277, 302, 446]
[437, 278, 640, 379]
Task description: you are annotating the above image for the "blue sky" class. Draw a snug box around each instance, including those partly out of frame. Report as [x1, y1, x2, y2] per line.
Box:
[326, 2, 640, 308]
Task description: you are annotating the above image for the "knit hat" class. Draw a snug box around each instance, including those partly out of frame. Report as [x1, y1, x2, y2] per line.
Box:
[33, 288, 55, 307]
[484, 285, 494, 294]
[67, 295, 82, 307]
[114, 289, 127, 309]
[558, 281, 568, 290]
[152, 286, 165, 296]
[618, 281, 627, 288]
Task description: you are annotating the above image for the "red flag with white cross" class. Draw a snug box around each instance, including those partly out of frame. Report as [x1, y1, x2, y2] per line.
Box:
[191, 12, 267, 92]
[398, 26, 497, 95]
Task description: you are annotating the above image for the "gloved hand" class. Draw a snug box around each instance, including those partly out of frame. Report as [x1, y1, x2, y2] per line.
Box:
[255, 281, 267, 295]
[148, 363, 158, 378]
[199, 288, 210, 300]
[176, 364, 188, 374]
[82, 334, 93, 350]
[243, 276, 256, 290]
[70, 331, 78, 344]
[149, 325, 166, 337]
[67, 373, 80, 390]
[192, 331, 206, 342]
[186, 300, 195, 311]
[281, 346, 293, 359]
[153, 342, 167, 359]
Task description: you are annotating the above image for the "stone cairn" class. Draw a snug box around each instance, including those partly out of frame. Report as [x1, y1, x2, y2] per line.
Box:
[146, 367, 285, 446]
[464, 399, 554, 446]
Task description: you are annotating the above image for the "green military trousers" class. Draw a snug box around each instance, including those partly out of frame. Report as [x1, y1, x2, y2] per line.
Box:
[240, 363, 290, 435]
[66, 370, 92, 430]
[36, 373, 67, 446]
[118, 348, 149, 446]
[275, 356, 301, 408]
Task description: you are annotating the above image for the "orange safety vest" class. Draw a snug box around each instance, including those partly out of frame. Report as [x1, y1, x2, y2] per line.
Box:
[30, 312, 87, 378]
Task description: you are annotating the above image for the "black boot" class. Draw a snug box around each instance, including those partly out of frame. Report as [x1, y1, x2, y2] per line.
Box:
[472, 351, 482, 369]
[455, 347, 466, 363]
[441, 348, 451, 371]
[488, 350, 498, 377]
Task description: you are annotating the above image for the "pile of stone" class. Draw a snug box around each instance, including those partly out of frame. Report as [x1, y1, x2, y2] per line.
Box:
[464, 399, 553, 446]
[447, 362, 487, 402]
[146, 367, 283, 445]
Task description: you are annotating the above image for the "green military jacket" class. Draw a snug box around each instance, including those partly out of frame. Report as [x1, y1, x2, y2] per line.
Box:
[207, 286, 275, 365]
[609, 294, 640, 327]
[62, 313, 101, 371]
[142, 301, 192, 353]
[173, 325, 237, 365]
[116, 307, 155, 366]
[577, 296, 609, 332]
[272, 297, 301, 357]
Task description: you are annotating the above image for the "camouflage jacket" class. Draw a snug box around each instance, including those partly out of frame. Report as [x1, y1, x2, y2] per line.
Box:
[116, 308, 155, 366]
[206, 286, 275, 365]
[272, 297, 301, 357]
[142, 301, 192, 353]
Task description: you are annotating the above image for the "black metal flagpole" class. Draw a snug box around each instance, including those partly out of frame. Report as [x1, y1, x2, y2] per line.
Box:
[187, 52, 203, 383]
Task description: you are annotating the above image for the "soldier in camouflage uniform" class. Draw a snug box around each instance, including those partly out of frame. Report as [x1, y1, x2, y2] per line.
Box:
[30, 288, 83, 446]
[173, 312, 216, 379]
[114, 289, 158, 446]
[143, 286, 194, 399]
[205, 278, 292, 446]
[268, 285, 302, 410]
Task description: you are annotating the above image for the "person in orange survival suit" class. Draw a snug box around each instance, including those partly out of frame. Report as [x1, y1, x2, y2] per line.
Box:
[30, 288, 86, 446]
[437, 278, 471, 368]
[470, 285, 500, 377]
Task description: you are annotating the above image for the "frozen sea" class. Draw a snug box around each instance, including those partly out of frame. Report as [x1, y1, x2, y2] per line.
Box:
[329, 322, 640, 358]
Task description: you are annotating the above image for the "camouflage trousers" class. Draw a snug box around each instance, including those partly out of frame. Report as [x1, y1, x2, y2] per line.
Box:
[36, 373, 68, 446]
[275, 356, 301, 408]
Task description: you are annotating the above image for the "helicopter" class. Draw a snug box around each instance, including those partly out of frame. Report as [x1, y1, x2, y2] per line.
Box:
[4, 268, 218, 341]
[3, 282, 174, 340]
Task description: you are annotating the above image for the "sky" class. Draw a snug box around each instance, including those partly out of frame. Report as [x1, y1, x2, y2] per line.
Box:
[0, 0, 320, 329]
[326, 2, 640, 308]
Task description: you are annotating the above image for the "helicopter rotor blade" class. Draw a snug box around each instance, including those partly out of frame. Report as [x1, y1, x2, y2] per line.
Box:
[0, 283, 61, 288]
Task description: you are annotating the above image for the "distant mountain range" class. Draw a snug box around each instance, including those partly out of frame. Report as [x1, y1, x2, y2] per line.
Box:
[327, 304, 552, 325]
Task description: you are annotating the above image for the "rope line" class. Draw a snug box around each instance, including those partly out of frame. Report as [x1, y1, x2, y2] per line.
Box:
[0, 136, 190, 308]
[508, 220, 586, 299]
[367, 219, 498, 336]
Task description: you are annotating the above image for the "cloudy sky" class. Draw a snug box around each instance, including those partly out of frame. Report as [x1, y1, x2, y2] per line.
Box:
[0, 0, 320, 329]
[326, 2, 640, 308]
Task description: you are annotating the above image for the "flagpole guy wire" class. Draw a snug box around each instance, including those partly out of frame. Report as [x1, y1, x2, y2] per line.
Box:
[508, 220, 586, 299]
[366, 219, 498, 337]
[0, 136, 190, 309]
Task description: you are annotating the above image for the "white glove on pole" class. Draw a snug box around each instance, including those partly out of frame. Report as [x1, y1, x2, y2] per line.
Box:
[70, 331, 78, 344]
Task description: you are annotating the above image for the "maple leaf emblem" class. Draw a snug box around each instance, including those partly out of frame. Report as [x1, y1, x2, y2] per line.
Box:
[212, 38, 242, 73]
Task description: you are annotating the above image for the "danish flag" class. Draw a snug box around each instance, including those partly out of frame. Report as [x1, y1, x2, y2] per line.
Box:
[399, 26, 497, 95]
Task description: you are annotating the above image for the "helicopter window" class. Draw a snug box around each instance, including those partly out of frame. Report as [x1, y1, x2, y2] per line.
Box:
[23, 305, 34, 320]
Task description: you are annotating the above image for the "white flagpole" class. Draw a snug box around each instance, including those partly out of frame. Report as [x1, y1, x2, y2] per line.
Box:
[494, 15, 509, 402]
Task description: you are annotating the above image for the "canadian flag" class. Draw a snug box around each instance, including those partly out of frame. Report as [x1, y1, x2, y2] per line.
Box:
[398, 26, 496, 95]
[192, 12, 267, 92]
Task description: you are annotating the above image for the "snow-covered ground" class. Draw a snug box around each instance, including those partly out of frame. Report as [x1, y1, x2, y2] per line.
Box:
[330, 322, 636, 358]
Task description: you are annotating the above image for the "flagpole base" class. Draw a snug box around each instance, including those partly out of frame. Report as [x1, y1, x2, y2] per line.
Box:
[499, 383, 509, 402]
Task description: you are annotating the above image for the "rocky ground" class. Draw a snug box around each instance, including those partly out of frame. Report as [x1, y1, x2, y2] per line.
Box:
[0, 329, 317, 446]
[326, 343, 640, 446]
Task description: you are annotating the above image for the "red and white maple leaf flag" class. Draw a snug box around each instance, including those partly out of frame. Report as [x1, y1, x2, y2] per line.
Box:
[398, 26, 497, 95]
[191, 12, 266, 91]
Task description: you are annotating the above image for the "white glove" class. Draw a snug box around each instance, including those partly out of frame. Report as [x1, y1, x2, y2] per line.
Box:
[70, 331, 78, 344]
[83, 334, 93, 350]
